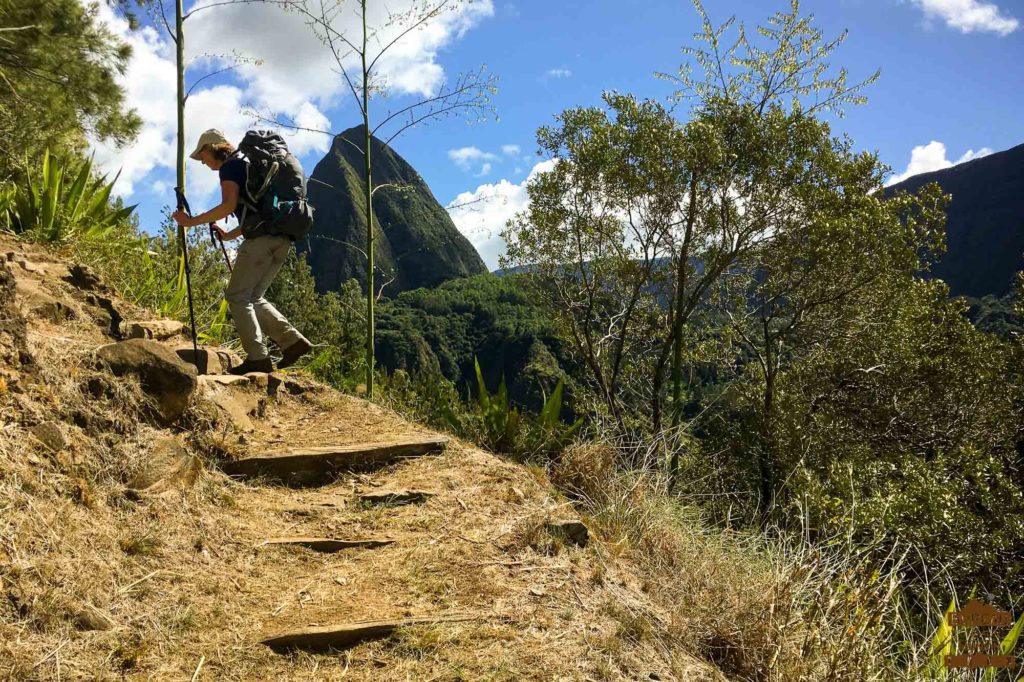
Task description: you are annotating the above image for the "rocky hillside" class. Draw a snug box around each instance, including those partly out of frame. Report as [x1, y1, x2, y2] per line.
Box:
[0, 236, 725, 680]
[887, 142, 1024, 297]
[304, 126, 487, 297]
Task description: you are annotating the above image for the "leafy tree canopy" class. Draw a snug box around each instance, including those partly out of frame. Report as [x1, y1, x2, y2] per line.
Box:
[0, 0, 140, 178]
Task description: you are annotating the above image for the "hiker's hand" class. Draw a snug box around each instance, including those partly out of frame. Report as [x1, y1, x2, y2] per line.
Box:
[213, 225, 231, 240]
[171, 210, 192, 227]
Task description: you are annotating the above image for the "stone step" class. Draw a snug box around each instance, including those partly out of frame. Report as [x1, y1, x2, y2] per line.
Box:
[261, 614, 480, 652]
[260, 537, 395, 552]
[357, 489, 435, 506]
[221, 437, 448, 485]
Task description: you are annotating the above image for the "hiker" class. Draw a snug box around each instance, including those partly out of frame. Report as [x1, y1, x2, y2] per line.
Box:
[171, 128, 312, 375]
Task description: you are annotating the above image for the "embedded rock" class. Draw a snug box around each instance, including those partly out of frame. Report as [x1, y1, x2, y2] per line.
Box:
[30, 421, 66, 453]
[65, 264, 106, 292]
[126, 437, 200, 496]
[15, 278, 73, 322]
[545, 519, 589, 548]
[74, 604, 115, 631]
[96, 339, 197, 424]
[0, 265, 33, 369]
[126, 320, 188, 341]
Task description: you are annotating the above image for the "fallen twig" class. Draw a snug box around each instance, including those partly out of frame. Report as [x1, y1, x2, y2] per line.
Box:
[32, 638, 69, 668]
[190, 655, 205, 682]
[118, 569, 170, 595]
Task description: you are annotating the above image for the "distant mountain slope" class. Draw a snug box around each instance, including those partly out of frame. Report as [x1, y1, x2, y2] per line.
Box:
[303, 125, 487, 296]
[886, 143, 1024, 297]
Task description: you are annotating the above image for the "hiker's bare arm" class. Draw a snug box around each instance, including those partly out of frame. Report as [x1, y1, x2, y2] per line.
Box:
[215, 224, 243, 241]
[171, 181, 239, 227]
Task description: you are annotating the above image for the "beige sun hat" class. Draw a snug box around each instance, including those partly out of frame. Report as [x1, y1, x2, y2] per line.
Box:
[189, 128, 230, 160]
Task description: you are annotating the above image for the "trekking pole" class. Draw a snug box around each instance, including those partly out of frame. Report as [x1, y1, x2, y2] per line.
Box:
[173, 187, 202, 371]
[210, 225, 232, 273]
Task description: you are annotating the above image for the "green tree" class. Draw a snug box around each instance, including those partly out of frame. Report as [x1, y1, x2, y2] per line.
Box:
[718, 161, 948, 514]
[502, 1, 880, 444]
[0, 0, 141, 178]
[501, 94, 680, 429]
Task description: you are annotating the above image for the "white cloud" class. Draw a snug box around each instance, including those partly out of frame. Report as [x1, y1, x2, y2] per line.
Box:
[448, 146, 499, 173]
[909, 0, 1018, 35]
[86, 0, 494, 210]
[886, 140, 993, 185]
[447, 160, 555, 270]
[476, 162, 492, 177]
[544, 68, 572, 79]
[501, 144, 520, 156]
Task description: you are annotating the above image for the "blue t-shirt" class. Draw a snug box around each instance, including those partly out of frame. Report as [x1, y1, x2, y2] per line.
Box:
[218, 157, 247, 219]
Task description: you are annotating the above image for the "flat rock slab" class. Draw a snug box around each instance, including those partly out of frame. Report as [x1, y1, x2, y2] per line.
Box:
[126, 320, 188, 341]
[262, 614, 479, 652]
[221, 437, 448, 485]
[198, 374, 252, 388]
[260, 537, 395, 552]
[358, 489, 435, 506]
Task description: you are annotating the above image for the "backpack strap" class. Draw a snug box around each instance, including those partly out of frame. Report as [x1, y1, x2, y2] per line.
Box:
[232, 155, 266, 238]
[252, 161, 280, 202]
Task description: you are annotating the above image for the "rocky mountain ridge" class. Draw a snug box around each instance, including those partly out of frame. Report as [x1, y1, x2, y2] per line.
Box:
[886, 142, 1024, 297]
[303, 125, 487, 297]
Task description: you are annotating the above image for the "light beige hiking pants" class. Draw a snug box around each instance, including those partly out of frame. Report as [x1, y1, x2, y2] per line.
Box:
[225, 234, 307, 361]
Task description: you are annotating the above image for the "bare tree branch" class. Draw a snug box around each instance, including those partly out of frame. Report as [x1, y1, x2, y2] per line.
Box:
[366, 0, 452, 74]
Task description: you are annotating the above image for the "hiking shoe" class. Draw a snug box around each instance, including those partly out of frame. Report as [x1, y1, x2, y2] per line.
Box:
[228, 357, 274, 375]
[277, 338, 312, 370]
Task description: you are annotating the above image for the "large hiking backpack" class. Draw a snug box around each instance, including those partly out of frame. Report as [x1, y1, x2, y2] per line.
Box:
[235, 130, 314, 241]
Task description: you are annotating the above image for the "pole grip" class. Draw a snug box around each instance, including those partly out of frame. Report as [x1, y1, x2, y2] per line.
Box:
[174, 186, 191, 215]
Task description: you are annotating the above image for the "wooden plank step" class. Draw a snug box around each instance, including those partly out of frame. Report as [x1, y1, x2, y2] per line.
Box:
[261, 614, 480, 652]
[260, 537, 395, 552]
[358, 489, 435, 506]
[221, 437, 448, 485]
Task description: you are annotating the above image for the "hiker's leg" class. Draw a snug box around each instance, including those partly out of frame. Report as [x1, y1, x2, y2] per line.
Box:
[224, 238, 274, 361]
[250, 235, 309, 350]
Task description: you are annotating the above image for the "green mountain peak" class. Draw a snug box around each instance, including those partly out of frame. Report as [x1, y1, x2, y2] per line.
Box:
[302, 126, 487, 296]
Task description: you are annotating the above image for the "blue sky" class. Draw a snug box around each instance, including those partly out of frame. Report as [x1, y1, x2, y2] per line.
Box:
[93, 0, 1023, 269]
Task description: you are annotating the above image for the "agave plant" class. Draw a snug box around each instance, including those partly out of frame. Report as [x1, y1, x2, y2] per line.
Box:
[10, 149, 135, 242]
[474, 356, 520, 452]
[470, 358, 583, 456]
[0, 183, 15, 231]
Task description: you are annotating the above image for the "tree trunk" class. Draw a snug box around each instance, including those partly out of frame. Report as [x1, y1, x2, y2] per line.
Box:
[758, 346, 776, 518]
[671, 179, 697, 430]
[361, 1, 375, 400]
[651, 368, 664, 435]
[667, 179, 698, 490]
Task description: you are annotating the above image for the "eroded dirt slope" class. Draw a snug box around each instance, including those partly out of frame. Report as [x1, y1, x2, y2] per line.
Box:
[0, 236, 724, 681]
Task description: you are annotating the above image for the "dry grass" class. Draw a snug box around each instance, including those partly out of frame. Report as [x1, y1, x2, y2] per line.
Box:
[549, 441, 918, 681]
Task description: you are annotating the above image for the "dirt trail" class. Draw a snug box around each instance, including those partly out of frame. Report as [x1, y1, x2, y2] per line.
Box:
[0, 237, 725, 681]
